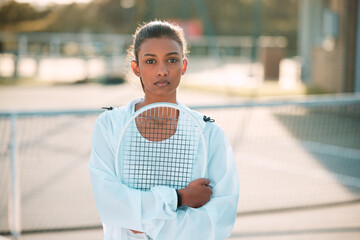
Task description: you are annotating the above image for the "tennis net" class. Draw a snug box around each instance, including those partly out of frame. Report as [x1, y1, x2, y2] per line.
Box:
[0, 94, 359, 234]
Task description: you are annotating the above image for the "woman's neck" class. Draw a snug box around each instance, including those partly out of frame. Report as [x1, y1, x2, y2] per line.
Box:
[135, 93, 177, 111]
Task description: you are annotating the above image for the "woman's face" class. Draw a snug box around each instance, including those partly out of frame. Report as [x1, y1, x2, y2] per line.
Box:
[131, 37, 187, 102]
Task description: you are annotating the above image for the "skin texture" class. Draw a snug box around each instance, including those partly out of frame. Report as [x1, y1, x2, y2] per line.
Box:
[131, 37, 187, 109]
[178, 178, 212, 208]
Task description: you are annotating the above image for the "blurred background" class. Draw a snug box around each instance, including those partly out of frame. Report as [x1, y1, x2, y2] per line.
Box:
[0, 0, 359, 239]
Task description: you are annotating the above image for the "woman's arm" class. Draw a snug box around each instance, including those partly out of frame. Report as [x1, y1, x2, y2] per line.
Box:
[89, 114, 179, 231]
[89, 113, 239, 239]
[143, 125, 239, 240]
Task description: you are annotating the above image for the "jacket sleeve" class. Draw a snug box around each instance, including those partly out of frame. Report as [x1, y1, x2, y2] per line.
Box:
[88, 113, 178, 232]
[144, 124, 239, 240]
[89, 112, 239, 239]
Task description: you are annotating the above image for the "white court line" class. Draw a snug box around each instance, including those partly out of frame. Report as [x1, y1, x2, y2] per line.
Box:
[238, 152, 360, 189]
[301, 140, 360, 160]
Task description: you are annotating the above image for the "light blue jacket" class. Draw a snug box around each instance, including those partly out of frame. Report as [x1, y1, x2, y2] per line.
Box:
[89, 99, 239, 240]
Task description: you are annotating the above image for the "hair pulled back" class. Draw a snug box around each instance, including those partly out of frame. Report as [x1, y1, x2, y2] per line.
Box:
[129, 20, 188, 62]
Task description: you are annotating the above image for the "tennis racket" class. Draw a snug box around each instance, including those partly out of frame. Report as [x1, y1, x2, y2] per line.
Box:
[115, 102, 207, 192]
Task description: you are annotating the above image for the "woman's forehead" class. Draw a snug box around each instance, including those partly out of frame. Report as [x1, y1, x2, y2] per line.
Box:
[139, 37, 183, 56]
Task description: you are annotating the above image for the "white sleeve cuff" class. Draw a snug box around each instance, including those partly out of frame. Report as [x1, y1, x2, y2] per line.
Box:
[150, 185, 178, 212]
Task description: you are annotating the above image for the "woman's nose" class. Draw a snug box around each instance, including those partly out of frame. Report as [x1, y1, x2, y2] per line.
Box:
[157, 63, 168, 76]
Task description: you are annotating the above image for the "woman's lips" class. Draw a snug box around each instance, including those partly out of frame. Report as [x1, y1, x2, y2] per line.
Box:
[155, 80, 170, 87]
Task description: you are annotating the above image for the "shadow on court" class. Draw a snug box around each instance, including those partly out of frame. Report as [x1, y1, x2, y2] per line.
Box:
[274, 106, 360, 195]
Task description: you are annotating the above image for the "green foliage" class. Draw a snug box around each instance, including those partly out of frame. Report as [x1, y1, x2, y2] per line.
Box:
[0, 0, 50, 30]
[0, 0, 299, 39]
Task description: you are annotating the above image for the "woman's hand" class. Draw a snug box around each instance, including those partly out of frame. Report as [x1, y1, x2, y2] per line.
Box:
[178, 178, 212, 208]
[130, 178, 212, 233]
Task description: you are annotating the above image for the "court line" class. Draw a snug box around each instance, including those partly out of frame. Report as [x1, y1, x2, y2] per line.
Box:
[238, 151, 360, 189]
[301, 140, 360, 161]
[229, 226, 360, 238]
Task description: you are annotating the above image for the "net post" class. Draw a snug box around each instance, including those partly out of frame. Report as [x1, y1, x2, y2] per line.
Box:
[9, 113, 21, 239]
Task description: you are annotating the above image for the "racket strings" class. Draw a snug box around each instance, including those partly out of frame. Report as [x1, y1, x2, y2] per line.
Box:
[121, 106, 198, 191]
[136, 107, 179, 142]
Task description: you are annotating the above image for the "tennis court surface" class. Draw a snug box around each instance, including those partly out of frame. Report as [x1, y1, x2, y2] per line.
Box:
[0, 84, 359, 239]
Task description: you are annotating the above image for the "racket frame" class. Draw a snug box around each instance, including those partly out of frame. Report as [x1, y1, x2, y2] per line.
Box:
[114, 102, 208, 184]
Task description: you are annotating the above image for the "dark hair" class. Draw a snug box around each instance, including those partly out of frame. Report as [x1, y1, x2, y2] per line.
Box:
[129, 20, 188, 62]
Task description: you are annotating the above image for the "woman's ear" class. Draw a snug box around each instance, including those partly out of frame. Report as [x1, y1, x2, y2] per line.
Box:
[181, 59, 188, 75]
[131, 60, 140, 77]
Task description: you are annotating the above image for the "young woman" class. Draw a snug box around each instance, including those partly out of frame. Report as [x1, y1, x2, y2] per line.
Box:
[89, 20, 239, 240]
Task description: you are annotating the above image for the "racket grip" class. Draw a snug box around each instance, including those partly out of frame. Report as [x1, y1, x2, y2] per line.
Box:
[175, 189, 182, 208]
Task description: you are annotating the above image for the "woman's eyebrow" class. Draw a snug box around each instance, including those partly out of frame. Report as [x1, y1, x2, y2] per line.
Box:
[166, 52, 180, 56]
[143, 53, 156, 57]
[143, 52, 180, 57]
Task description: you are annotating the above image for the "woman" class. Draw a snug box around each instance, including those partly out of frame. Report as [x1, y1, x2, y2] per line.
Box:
[89, 20, 239, 240]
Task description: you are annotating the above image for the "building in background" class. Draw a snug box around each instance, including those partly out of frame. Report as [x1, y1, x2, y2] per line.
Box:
[298, 0, 360, 93]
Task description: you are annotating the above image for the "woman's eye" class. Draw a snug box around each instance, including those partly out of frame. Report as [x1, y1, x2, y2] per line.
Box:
[145, 59, 156, 64]
[168, 58, 178, 63]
